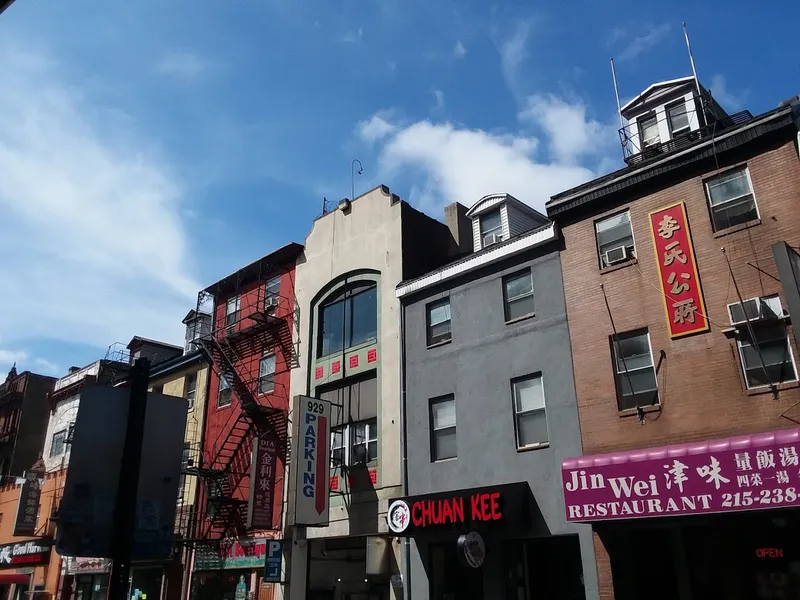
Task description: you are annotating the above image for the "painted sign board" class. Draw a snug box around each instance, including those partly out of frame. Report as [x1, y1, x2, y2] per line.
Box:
[648, 201, 709, 338]
[293, 395, 331, 525]
[562, 427, 800, 522]
[14, 463, 44, 536]
[248, 430, 281, 530]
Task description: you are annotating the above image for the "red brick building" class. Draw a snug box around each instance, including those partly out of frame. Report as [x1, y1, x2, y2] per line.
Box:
[547, 79, 800, 599]
[188, 243, 303, 600]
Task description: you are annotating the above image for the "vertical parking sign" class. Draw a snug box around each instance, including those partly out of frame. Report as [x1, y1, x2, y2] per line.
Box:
[293, 395, 331, 525]
[263, 540, 283, 583]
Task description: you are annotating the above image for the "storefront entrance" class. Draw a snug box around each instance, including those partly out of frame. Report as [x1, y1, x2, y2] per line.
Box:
[428, 543, 483, 600]
[74, 574, 109, 600]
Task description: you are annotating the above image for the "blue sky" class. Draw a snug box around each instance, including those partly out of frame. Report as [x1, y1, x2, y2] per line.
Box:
[0, 0, 798, 377]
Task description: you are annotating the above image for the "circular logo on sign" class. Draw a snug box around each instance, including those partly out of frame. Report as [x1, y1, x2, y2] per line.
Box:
[457, 531, 486, 569]
[387, 500, 411, 533]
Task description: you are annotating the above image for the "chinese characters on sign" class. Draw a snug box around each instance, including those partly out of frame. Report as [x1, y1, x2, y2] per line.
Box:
[248, 431, 281, 530]
[648, 202, 709, 338]
[562, 428, 800, 522]
[14, 464, 44, 537]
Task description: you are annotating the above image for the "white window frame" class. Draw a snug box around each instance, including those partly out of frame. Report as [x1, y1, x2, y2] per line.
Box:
[666, 100, 691, 137]
[638, 112, 661, 148]
[258, 353, 276, 395]
[217, 376, 232, 408]
[177, 443, 190, 503]
[595, 209, 636, 268]
[512, 374, 549, 450]
[329, 419, 378, 467]
[612, 329, 659, 409]
[430, 395, 457, 462]
[184, 372, 197, 410]
[503, 269, 535, 322]
[736, 324, 799, 391]
[704, 166, 760, 232]
[265, 276, 281, 309]
[479, 209, 503, 245]
[225, 296, 241, 327]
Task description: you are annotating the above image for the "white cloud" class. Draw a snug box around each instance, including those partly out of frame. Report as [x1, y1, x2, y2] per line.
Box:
[356, 113, 397, 143]
[499, 20, 531, 99]
[33, 358, 61, 376]
[520, 94, 616, 164]
[155, 50, 212, 79]
[710, 74, 750, 112]
[616, 23, 671, 62]
[0, 40, 198, 350]
[432, 90, 445, 111]
[373, 119, 596, 215]
[0, 349, 27, 367]
[453, 41, 467, 59]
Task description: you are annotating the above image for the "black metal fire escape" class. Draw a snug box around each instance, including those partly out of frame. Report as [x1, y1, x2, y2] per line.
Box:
[190, 281, 294, 544]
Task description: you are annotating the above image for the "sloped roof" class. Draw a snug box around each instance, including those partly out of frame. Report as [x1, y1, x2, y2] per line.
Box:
[620, 76, 696, 114]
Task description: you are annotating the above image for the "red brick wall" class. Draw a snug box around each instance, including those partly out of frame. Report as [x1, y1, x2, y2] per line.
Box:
[560, 139, 800, 456]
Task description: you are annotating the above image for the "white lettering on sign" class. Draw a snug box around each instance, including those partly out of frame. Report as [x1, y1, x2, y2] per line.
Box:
[293, 395, 331, 526]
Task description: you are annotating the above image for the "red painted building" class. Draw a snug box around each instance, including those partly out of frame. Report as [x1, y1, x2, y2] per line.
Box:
[189, 243, 303, 600]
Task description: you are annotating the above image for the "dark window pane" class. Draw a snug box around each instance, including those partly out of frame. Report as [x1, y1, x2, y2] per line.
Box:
[711, 197, 758, 231]
[320, 300, 345, 356]
[506, 294, 535, 321]
[349, 286, 377, 347]
[517, 410, 548, 447]
[618, 368, 658, 396]
[433, 428, 457, 461]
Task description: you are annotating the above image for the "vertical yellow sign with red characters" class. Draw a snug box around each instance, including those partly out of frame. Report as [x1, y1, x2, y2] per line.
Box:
[648, 201, 709, 338]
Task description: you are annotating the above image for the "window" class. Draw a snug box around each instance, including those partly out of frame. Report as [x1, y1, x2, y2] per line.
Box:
[667, 101, 690, 136]
[638, 113, 660, 148]
[217, 376, 232, 408]
[427, 299, 452, 346]
[513, 374, 548, 448]
[184, 373, 197, 410]
[503, 270, 535, 321]
[265, 276, 281, 309]
[480, 209, 503, 246]
[50, 429, 67, 458]
[430, 395, 456, 461]
[329, 419, 378, 467]
[595, 211, 635, 267]
[705, 167, 759, 231]
[178, 444, 190, 501]
[259, 354, 276, 394]
[152, 384, 164, 394]
[737, 324, 798, 389]
[318, 283, 378, 357]
[225, 296, 240, 327]
[611, 329, 659, 411]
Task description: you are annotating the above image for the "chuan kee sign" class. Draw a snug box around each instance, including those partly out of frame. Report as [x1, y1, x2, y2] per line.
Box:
[562, 428, 800, 522]
[293, 395, 331, 526]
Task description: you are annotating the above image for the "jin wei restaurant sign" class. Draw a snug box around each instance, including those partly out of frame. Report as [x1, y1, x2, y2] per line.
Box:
[648, 201, 709, 338]
[562, 428, 800, 522]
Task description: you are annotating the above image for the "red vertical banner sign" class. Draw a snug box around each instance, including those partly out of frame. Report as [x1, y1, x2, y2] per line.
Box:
[649, 201, 709, 338]
[248, 429, 280, 529]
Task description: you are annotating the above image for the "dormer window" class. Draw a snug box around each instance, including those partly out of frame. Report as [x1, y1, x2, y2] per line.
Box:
[480, 209, 503, 247]
[667, 102, 690, 137]
[639, 113, 660, 148]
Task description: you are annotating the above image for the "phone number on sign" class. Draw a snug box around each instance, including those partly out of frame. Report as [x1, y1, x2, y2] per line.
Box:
[722, 487, 798, 508]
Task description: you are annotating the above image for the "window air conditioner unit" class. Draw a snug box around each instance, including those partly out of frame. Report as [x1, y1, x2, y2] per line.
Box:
[265, 295, 280, 309]
[604, 246, 629, 265]
[727, 295, 784, 326]
[483, 233, 501, 247]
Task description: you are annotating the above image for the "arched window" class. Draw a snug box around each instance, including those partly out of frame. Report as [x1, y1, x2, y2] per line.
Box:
[317, 281, 378, 357]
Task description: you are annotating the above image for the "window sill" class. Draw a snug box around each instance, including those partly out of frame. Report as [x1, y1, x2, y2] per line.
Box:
[216, 403, 232, 411]
[516, 442, 550, 453]
[426, 339, 452, 350]
[600, 258, 638, 275]
[432, 457, 457, 464]
[618, 404, 661, 418]
[505, 313, 535, 326]
[713, 218, 761, 238]
[746, 381, 800, 396]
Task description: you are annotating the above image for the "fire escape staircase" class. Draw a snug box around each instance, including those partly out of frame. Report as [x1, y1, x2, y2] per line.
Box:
[194, 300, 289, 540]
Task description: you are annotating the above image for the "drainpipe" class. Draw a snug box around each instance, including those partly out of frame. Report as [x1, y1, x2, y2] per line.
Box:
[398, 300, 411, 599]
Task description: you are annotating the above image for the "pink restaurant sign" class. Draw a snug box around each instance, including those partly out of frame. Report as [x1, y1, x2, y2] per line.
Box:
[562, 427, 800, 522]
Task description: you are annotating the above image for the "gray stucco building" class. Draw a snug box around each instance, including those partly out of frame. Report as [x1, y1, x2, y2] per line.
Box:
[393, 194, 599, 600]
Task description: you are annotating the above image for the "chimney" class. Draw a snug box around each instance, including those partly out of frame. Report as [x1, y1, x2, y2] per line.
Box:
[68, 366, 80, 374]
[444, 202, 472, 257]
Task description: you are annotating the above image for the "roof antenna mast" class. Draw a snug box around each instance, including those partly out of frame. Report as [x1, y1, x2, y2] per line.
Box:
[610, 58, 624, 131]
[683, 22, 707, 126]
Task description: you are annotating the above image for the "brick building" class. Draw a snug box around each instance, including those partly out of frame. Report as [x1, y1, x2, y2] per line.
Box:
[547, 78, 800, 599]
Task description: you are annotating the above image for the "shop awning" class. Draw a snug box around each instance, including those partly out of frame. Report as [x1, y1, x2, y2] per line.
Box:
[0, 574, 31, 584]
[562, 427, 800, 523]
